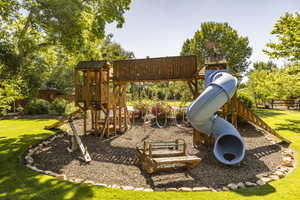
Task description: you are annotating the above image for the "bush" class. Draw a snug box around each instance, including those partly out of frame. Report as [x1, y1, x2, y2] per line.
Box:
[150, 101, 173, 117]
[49, 98, 68, 115]
[25, 98, 51, 114]
[237, 92, 254, 109]
[16, 106, 24, 114]
[65, 102, 78, 114]
[0, 108, 8, 116]
[132, 100, 153, 118]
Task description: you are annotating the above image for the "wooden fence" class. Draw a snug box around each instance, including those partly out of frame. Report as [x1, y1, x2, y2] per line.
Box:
[257, 99, 300, 110]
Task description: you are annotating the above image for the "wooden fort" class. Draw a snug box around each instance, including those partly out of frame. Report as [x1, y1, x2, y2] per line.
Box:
[71, 55, 290, 144]
[72, 55, 202, 137]
[74, 60, 129, 137]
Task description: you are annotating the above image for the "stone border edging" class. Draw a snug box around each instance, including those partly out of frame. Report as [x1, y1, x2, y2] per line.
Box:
[24, 133, 296, 192]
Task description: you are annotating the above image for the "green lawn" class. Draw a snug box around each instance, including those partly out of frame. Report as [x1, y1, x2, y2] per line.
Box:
[0, 109, 299, 200]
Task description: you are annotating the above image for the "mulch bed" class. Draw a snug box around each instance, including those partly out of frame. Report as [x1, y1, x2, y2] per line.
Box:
[32, 120, 283, 189]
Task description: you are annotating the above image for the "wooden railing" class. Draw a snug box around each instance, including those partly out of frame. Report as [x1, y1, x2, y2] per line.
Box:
[235, 99, 291, 144]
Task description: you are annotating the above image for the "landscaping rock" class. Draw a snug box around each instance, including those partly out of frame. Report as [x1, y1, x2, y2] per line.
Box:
[282, 157, 293, 167]
[166, 188, 178, 192]
[222, 186, 229, 191]
[143, 188, 153, 192]
[27, 151, 33, 157]
[227, 183, 238, 190]
[237, 182, 245, 189]
[178, 187, 192, 192]
[256, 180, 265, 186]
[154, 187, 165, 192]
[192, 187, 211, 191]
[44, 170, 56, 176]
[269, 175, 280, 181]
[111, 184, 120, 189]
[278, 166, 289, 173]
[261, 177, 271, 183]
[273, 171, 284, 178]
[26, 164, 42, 172]
[74, 178, 83, 183]
[134, 187, 144, 191]
[94, 183, 107, 187]
[85, 180, 95, 185]
[121, 186, 134, 190]
[283, 149, 294, 157]
[26, 157, 34, 164]
[245, 182, 256, 187]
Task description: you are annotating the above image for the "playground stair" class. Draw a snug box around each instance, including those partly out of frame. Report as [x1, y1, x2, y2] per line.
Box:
[235, 98, 291, 144]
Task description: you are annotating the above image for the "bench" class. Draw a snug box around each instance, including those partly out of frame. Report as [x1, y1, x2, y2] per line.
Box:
[136, 139, 202, 173]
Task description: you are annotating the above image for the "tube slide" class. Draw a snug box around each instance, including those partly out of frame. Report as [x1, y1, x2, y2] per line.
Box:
[187, 71, 245, 165]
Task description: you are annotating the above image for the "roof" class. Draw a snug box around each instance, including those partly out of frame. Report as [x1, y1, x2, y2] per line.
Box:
[75, 61, 108, 70]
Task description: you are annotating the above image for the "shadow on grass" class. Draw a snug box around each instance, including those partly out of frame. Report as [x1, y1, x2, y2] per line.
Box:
[275, 119, 300, 133]
[0, 131, 96, 200]
[254, 109, 285, 118]
[234, 184, 276, 196]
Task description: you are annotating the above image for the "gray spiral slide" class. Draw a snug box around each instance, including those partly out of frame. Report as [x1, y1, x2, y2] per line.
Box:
[187, 71, 245, 165]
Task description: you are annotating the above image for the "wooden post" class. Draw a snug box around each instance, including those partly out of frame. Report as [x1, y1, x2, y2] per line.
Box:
[91, 110, 95, 130]
[118, 85, 122, 132]
[83, 109, 87, 135]
[231, 94, 238, 128]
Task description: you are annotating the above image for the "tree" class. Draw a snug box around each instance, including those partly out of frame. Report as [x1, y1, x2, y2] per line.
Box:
[0, 0, 132, 97]
[46, 36, 134, 94]
[264, 12, 300, 61]
[246, 63, 300, 108]
[0, 79, 24, 115]
[180, 22, 252, 75]
[252, 61, 277, 71]
[247, 61, 278, 76]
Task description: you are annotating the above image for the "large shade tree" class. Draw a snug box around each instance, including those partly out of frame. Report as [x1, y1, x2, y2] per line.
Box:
[0, 0, 132, 96]
[181, 22, 252, 75]
[264, 12, 300, 61]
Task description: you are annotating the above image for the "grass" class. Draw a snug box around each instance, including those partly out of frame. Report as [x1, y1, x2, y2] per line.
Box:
[0, 109, 299, 200]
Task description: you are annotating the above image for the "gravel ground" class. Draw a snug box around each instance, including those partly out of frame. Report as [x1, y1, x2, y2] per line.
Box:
[32, 120, 282, 189]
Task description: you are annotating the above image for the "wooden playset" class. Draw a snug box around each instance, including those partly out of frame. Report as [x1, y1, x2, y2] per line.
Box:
[46, 55, 291, 168]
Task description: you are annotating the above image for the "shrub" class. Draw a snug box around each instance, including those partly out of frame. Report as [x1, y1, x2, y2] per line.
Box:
[25, 98, 51, 114]
[150, 101, 173, 117]
[65, 102, 78, 114]
[237, 92, 254, 109]
[132, 100, 154, 119]
[16, 106, 24, 114]
[49, 98, 68, 115]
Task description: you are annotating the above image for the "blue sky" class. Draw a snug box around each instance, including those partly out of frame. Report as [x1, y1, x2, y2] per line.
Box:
[106, 0, 300, 67]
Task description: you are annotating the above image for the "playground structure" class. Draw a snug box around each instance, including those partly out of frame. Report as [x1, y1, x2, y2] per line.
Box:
[46, 55, 291, 167]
